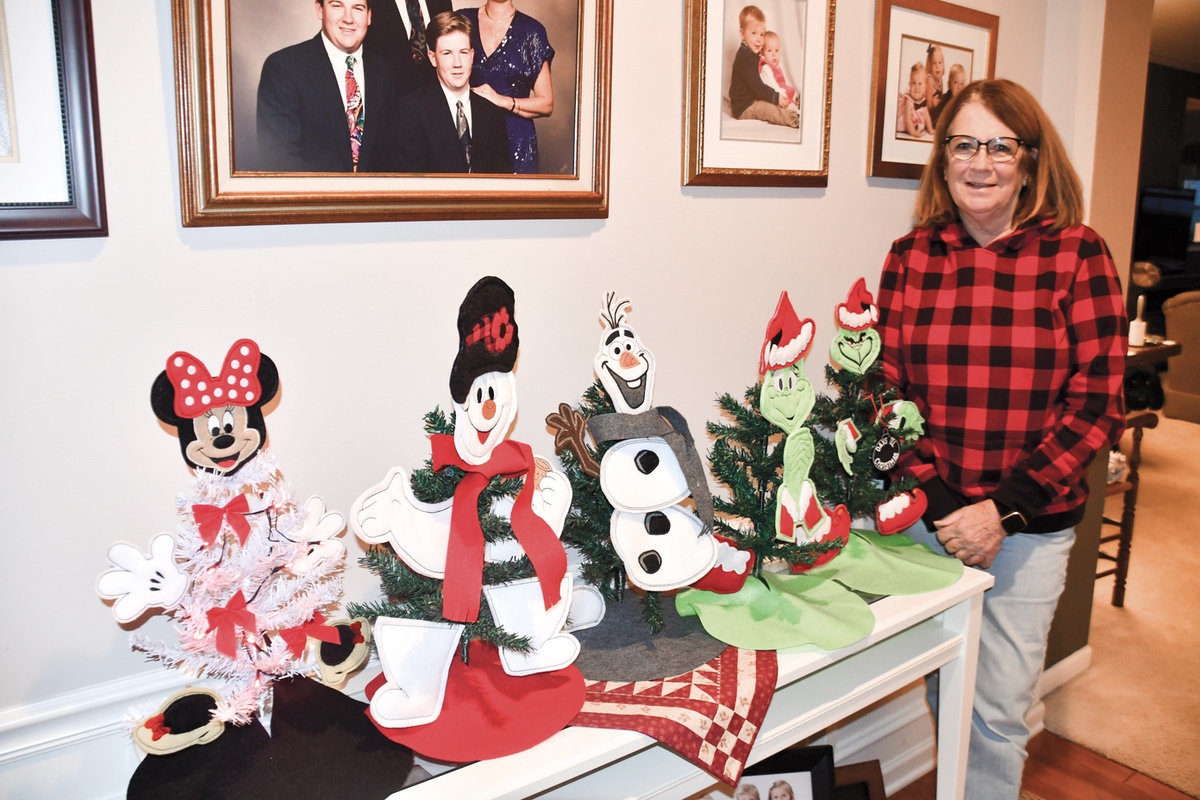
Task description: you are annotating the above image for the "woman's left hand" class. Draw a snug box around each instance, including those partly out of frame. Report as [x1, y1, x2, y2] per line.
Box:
[933, 501, 1006, 568]
[472, 83, 506, 107]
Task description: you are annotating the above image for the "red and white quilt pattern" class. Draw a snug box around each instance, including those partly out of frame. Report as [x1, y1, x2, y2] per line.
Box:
[569, 646, 778, 785]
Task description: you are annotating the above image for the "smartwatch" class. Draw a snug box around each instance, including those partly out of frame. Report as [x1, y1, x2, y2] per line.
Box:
[993, 501, 1027, 535]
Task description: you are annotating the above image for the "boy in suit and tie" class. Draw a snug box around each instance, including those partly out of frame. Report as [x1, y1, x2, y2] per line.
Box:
[256, 0, 400, 172]
[396, 12, 512, 174]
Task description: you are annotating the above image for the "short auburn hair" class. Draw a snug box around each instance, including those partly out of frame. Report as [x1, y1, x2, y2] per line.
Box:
[426, 10, 472, 49]
[913, 78, 1084, 231]
[739, 5, 765, 29]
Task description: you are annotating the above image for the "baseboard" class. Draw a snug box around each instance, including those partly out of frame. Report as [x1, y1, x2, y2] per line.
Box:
[807, 681, 935, 796]
[1036, 645, 1091, 700]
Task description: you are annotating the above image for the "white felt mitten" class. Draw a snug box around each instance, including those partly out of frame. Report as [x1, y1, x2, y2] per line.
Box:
[563, 583, 606, 633]
[529, 463, 572, 535]
[484, 574, 579, 676]
[371, 617, 465, 728]
[351, 467, 452, 577]
[285, 495, 346, 575]
[97, 534, 189, 623]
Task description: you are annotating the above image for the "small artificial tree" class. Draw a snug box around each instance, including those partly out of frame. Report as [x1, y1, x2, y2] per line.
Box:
[706, 385, 845, 575]
[548, 381, 670, 633]
[808, 359, 921, 522]
[129, 453, 346, 724]
[348, 408, 537, 658]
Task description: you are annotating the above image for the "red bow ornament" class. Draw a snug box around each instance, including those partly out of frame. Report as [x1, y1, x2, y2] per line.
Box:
[144, 713, 170, 741]
[206, 590, 259, 658]
[166, 339, 263, 419]
[192, 494, 252, 546]
[277, 612, 342, 658]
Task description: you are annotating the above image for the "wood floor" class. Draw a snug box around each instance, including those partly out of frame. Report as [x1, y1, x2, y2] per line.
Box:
[890, 731, 1195, 800]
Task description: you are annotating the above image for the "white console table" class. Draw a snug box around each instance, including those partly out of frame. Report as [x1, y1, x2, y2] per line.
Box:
[390, 567, 993, 800]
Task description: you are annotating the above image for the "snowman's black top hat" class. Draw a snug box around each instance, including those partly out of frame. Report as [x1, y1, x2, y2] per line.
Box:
[449, 276, 520, 404]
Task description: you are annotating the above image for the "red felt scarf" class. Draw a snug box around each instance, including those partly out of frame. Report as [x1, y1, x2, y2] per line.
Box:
[430, 434, 566, 623]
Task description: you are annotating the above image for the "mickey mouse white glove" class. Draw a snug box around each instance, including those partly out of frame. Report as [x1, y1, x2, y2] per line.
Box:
[284, 496, 346, 575]
[97, 534, 188, 623]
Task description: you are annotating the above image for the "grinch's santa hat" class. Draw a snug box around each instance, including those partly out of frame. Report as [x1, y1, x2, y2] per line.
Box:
[834, 278, 879, 332]
[449, 276, 520, 404]
[760, 291, 815, 373]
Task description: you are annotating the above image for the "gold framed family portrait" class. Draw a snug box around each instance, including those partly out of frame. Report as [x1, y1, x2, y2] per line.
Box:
[172, 0, 612, 227]
[0, 0, 106, 240]
[683, 0, 835, 187]
[867, 0, 998, 180]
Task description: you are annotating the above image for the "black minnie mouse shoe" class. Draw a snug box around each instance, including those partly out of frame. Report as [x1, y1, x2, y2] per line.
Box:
[317, 617, 371, 685]
[133, 688, 225, 755]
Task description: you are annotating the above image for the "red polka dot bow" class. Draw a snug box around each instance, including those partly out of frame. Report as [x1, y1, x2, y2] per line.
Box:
[166, 339, 263, 419]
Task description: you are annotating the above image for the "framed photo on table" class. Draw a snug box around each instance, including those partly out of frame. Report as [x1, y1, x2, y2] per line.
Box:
[867, 0, 997, 180]
[683, 0, 835, 187]
[734, 745, 836, 800]
[0, 0, 107, 240]
[172, 0, 611, 227]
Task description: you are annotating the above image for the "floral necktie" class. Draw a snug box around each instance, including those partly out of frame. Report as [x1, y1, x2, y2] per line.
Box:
[345, 55, 363, 170]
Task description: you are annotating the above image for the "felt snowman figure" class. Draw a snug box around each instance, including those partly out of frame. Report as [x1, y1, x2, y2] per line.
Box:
[587, 294, 753, 594]
[759, 293, 851, 568]
[352, 277, 598, 729]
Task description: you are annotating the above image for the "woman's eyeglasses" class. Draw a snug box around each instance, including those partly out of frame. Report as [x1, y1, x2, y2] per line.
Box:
[944, 135, 1025, 163]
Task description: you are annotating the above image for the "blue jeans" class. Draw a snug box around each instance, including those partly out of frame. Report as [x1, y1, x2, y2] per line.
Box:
[904, 522, 1075, 800]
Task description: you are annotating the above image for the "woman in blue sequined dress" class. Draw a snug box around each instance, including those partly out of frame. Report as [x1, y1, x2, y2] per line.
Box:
[461, 0, 554, 174]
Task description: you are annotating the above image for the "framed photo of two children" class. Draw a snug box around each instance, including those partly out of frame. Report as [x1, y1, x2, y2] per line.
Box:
[683, 0, 835, 187]
[868, 0, 998, 179]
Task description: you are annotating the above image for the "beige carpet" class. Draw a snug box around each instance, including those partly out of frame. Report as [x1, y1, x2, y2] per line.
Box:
[1042, 414, 1200, 798]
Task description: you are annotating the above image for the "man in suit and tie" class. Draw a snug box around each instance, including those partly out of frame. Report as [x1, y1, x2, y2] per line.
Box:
[364, 0, 453, 98]
[256, 0, 399, 172]
[396, 12, 512, 174]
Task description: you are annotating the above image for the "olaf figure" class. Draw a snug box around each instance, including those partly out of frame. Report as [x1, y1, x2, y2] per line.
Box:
[588, 294, 752, 595]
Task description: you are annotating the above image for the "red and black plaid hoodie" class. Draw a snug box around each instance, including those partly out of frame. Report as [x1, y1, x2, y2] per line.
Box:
[877, 217, 1127, 533]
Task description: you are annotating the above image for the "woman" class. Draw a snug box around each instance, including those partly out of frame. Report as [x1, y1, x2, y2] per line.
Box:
[876, 79, 1126, 799]
[462, 0, 554, 174]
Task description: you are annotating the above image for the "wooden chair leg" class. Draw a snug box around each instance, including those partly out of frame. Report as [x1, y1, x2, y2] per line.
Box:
[1111, 425, 1146, 607]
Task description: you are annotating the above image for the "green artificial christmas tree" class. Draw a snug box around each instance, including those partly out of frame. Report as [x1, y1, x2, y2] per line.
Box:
[809, 359, 921, 521]
[348, 408, 537, 658]
[707, 385, 846, 574]
[546, 381, 670, 633]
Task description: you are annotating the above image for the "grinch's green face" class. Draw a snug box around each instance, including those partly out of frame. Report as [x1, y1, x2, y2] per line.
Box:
[830, 328, 881, 375]
[760, 364, 815, 433]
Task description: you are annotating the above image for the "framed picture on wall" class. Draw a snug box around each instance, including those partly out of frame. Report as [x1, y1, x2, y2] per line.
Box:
[867, 0, 998, 180]
[172, 0, 611, 227]
[683, 0, 835, 187]
[0, 0, 107, 240]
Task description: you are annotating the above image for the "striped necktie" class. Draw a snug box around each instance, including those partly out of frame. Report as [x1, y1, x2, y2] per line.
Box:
[456, 100, 472, 172]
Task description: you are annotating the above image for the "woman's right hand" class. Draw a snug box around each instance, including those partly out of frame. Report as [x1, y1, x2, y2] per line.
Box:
[472, 83, 506, 108]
